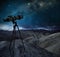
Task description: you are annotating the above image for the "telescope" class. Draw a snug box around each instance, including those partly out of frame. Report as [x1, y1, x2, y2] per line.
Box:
[3, 15, 23, 23]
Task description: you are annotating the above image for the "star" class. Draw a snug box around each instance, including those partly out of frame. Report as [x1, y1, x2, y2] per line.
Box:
[27, 3, 31, 6]
[39, 2, 45, 7]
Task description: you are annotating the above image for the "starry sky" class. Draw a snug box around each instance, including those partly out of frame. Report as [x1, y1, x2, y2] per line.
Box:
[0, 0, 60, 30]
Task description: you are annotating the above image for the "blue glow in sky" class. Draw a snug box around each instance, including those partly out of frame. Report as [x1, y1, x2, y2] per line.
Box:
[0, 0, 60, 30]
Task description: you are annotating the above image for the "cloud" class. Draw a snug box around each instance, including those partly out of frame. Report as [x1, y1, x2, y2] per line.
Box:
[0, 24, 13, 31]
[0, 24, 54, 31]
[0, 24, 26, 31]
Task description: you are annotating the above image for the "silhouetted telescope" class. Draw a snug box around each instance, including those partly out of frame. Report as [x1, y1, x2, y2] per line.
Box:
[3, 15, 23, 23]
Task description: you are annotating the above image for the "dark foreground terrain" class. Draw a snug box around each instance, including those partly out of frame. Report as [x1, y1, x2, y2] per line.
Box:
[0, 30, 60, 57]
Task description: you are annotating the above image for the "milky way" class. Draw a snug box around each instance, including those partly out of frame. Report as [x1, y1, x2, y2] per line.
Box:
[0, 0, 60, 30]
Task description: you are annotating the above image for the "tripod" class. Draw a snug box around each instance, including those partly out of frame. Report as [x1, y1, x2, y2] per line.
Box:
[9, 21, 25, 57]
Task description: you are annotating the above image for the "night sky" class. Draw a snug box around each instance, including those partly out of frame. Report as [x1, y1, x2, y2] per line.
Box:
[0, 0, 60, 30]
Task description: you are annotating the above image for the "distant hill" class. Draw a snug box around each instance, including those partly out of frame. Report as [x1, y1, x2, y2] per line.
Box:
[0, 29, 59, 41]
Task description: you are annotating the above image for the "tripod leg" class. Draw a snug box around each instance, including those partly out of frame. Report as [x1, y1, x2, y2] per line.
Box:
[17, 25, 26, 57]
[9, 25, 16, 57]
[12, 40, 15, 57]
[9, 40, 13, 57]
[9, 30, 14, 57]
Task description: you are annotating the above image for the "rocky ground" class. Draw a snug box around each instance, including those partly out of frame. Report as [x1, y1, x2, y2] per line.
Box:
[0, 30, 60, 57]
